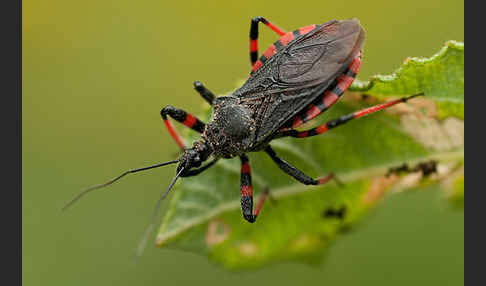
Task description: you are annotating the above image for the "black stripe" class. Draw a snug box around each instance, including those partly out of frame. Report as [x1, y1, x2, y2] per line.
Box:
[241, 173, 251, 186]
[301, 114, 309, 123]
[241, 196, 254, 221]
[326, 113, 355, 129]
[274, 39, 283, 51]
[327, 79, 338, 91]
[250, 19, 259, 39]
[193, 120, 205, 133]
[292, 29, 301, 38]
[193, 81, 215, 105]
[346, 69, 357, 78]
[161, 106, 186, 122]
[176, 111, 187, 122]
[332, 85, 344, 97]
[240, 155, 249, 164]
[315, 100, 327, 112]
[307, 129, 318, 137]
[298, 113, 307, 124]
[301, 95, 329, 123]
[285, 130, 299, 137]
[250, 51, 258, 64]
[259, 54, 267, 64]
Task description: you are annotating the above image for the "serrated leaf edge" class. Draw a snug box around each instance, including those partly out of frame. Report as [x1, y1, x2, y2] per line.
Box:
[349, 40, 464, 94]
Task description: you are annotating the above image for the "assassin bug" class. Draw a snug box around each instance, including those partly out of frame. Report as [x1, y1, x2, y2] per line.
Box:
[64, 17, 423, 255]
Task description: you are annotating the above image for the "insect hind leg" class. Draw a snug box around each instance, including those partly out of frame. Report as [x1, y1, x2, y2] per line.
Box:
[249, 16, 286, 66]
[281, 93, 424, 139]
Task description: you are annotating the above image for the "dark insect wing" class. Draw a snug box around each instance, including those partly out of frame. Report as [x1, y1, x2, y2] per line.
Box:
[232, 19, 365, 143]
[276, 19, 364, 85]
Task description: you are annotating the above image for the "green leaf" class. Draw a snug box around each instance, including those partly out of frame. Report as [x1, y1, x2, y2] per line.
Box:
[350, 40, 464, 119]
[156, 41, 464, 269]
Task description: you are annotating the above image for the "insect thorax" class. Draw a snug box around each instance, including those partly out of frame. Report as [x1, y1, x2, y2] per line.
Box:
[202, 96, 256, 158]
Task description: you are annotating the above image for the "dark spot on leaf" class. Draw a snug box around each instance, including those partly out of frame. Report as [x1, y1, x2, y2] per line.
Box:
[322, 205, 346, 220]
[415, 161, 438, 177]
[386, 163, 409, 177]
[386, 160, 438, 177]
[361, 94, 370, 101]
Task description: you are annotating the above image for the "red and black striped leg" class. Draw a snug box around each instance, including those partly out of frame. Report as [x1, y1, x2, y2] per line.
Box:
[240, 154, 269, 223]
[193, 81, 215, 105]
[281, 93, 424, 139]
[282, 53, 362, 131]
[264, 146, 337, 186]
[160, 106, 206, 149]
[249, 16, 286, 66]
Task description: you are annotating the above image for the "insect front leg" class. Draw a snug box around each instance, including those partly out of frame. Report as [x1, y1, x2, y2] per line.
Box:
[239, 154, 269, 223]
[280, 93, 424, 139]
[193, 81, 215, 105]
[160, 106, 206, 149]
[249, 16, 286, 66]
[264, 146, 339, 186]
[180, 158, 219, 177]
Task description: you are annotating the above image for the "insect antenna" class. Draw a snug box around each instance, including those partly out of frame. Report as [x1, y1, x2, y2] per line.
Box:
[62, 159, 179, 211]
[133, 167, 185, 260]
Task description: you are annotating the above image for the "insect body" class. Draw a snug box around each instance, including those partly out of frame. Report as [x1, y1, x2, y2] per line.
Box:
[65, 18, 422, 250]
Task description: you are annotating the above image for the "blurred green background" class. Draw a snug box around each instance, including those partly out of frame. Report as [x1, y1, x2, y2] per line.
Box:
[23, 0, 464, 285]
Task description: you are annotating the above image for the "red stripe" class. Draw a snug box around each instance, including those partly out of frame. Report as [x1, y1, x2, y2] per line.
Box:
[254, 190, 268, 216]
[316, 124, 328, 134]
[265, 22, 286, 36]
[240, 185, 254, 197]
[292, 117, 303, 129]
[322, 91, 339, 107]
[299, 24, 316, 35]
[163, 119, 185, 148]
[241, 162, 251, 174]
[337, 74, 355, 92]
[297, 131, 308, 138]
[183, 114, 197, 128]
[279, 31, 294, 46]
[306, 104, 321, 120]
[250, 39, 258, 52]
[263, 44, 276, 59]
[252, 60, 262, 72]
[350, 53, 362, 74]
[354, 99, 401, 118]
[318, 174, 333, 185]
